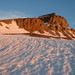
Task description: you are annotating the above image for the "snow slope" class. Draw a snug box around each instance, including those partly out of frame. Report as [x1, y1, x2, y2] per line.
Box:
[0, 35, 75, 75]
[0, 20, 29, 34]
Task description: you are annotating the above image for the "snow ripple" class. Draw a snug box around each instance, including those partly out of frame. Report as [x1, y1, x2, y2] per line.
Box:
[0, 35, 75, 75]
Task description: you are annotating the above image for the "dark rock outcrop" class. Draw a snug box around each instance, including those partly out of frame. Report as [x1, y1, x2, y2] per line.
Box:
[38, 13, 69, 32]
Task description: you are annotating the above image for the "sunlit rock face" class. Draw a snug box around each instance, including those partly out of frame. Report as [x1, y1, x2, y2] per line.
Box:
[0, 13, 75, 40]
[22, 18, 47, 33]
[38, 13, 69, 31]
[38, 13, 75, 39]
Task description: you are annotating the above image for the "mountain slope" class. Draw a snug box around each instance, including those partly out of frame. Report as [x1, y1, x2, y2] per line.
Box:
[0, 13, 75, 40]
[0, 35, 75, 75]
[0, 20, 29, 34]
[38, 13, 75, 39]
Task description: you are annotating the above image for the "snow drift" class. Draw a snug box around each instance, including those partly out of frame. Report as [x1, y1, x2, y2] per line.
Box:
[0, 35, 75, 75]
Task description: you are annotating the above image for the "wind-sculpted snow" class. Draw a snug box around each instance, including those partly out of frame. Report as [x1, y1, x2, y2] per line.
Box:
[0, 35, 75, 75]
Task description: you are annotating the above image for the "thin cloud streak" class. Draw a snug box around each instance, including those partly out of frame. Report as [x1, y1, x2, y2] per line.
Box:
[0, 11, 31, 20]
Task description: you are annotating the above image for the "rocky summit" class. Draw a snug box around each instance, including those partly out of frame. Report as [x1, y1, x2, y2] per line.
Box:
[0, 13, 75, 40]
[38, 13, 69, 31]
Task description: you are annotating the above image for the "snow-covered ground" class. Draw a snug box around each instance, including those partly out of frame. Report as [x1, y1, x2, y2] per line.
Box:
[0, 35, 75, 75]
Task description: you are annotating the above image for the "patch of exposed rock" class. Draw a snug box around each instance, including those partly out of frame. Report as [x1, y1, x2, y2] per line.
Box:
[38, 13, 75, 39]
[38, 13, 69, 31]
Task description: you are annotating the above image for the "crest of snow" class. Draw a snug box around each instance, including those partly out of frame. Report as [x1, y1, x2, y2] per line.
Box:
[43, 31, 54, 36]
[64, 30, 72, 38]
[33, 31, 53, 36]
[69, 30, 75, 37]
[0, 20, 29, 34]
[51, 30, 59, 37]
[33, 31, 41, 34]
[68, 30, 75, 40]
[58, 32, 66, 37]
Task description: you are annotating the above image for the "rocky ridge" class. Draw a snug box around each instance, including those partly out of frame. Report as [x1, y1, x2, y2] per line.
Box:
[0, 13, 75, 40]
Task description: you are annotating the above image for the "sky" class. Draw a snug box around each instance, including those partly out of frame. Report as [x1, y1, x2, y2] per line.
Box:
[0, 0, 75, 28]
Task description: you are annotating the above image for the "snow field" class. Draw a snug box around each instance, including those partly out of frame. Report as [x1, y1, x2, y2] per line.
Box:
[0, 35, 75, 75]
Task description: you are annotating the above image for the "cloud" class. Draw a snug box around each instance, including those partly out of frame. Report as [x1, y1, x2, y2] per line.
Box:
[0, 11, 31, 20]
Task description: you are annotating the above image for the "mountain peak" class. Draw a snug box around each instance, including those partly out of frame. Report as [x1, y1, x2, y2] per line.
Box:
[38, 13, 69, 31]
[0, 13, 75, 40]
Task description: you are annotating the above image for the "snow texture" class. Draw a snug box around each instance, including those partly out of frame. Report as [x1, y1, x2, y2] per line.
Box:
[0, 35, 75, 75]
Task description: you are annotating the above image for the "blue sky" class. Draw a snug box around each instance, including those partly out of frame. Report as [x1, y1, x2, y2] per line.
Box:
[0, 0, 75, 28]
